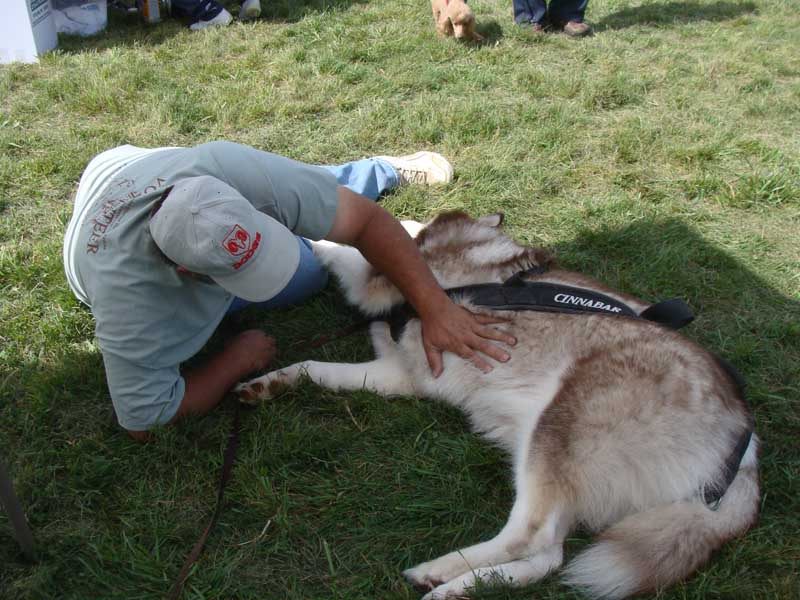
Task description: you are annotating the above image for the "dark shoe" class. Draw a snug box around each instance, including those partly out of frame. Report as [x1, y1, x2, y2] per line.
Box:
[563, 20, 592, 37]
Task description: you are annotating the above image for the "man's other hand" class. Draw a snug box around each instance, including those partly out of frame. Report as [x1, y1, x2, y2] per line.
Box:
[225, 329, 277, 376]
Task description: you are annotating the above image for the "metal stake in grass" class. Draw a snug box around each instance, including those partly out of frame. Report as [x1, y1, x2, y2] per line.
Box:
[0, 459, 36, 562]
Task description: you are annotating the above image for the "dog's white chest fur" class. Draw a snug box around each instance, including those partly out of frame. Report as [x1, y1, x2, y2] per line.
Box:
[378, 317, 570, 450]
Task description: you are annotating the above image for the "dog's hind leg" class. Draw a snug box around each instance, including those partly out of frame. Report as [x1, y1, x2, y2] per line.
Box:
[421, 544, 564, 599]
[404, 502, 569, 594]
[311, 218, 421, 267]
[404, 438, 572, 592]
[235, 357, 413, 404]
[309, 239, 403, 313]
[310, 239, 367, 272]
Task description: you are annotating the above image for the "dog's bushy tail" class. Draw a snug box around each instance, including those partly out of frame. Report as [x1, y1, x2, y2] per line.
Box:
[561, 462, 759, 599]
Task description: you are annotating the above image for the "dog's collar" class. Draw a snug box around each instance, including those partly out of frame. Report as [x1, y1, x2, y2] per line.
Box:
[385, 267, 694, 342]
[701, 354, 753, 509]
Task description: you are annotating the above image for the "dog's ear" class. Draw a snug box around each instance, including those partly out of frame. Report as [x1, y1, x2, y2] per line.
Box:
[478, 213, 504, 228]
[528, 247, 555, 269]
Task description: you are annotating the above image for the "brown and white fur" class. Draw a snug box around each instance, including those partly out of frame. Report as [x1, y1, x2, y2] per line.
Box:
[431, 0, 484, 42]
[237, 211, 759, 599]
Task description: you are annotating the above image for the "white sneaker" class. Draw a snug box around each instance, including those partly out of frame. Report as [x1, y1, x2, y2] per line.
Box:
[375, 151, 454, 185]
[189, 8, 233, 31]
[239, 0, 261, 20]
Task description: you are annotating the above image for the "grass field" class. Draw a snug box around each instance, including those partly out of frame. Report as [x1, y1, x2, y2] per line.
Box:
[1, 0, 799, 598]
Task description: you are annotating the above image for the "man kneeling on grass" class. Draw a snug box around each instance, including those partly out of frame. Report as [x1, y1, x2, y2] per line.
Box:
[63, 141, 515, 440]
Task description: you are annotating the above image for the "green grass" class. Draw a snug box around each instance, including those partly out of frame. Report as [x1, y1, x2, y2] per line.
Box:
[1, 0, 799, 598]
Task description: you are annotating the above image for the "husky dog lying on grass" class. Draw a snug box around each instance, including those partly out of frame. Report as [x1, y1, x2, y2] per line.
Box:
[237, 211, 759, 599]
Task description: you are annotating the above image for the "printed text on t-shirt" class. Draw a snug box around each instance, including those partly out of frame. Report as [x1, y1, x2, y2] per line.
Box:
[86, 176, 166, 254]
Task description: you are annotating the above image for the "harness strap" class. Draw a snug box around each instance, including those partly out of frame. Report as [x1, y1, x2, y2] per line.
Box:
[640, 298, 695, 330]
[703, 428, 753, 509]
[502, 265, 549, 286]
[701, 354, 753, 509]
[388, 278, 693, 342]
[714, 353, 748, 392]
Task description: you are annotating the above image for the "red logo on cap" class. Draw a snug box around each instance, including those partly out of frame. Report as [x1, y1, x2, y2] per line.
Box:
[223, 225, 251, 257]
[223, 225, 262, 270]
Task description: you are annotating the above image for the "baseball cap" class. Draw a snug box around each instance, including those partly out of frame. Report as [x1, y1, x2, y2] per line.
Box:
[149, 175, 300, 302]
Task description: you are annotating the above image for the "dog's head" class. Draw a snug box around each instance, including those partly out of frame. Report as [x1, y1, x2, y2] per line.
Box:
[447, 4, 484, 41]
[414, 211, 553, 288]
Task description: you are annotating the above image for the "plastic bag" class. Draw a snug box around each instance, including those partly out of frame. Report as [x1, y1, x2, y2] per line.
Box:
[52, 0, 108, 36]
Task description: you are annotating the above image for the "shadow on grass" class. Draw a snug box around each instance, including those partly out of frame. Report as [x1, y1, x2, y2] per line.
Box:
[6, 218, 797, 449]
[551, 218, 798, 474]
[475, 20, 505, 44]
[262, 0, 369, 22]
[55, 9, 184, 54]
[594, 0, 758, 31]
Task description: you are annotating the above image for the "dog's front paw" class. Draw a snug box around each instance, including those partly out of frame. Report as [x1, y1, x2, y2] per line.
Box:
[421, 588, 454, 600]
[419, 573, 480, 600]
[234, 373, 290, 405]
[234, 379, 268, 405]
[402, 565, 446, 594]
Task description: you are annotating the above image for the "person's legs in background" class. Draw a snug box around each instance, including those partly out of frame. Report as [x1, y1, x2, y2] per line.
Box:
[170, 0, 232, 30]
[548, 0, 591, 36]
[512, 0, 548, 29]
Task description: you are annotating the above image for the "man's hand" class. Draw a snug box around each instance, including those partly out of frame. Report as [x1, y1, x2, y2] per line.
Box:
[224, 329, 277, 376]
[420, 299, 516, 377]
[127, 330, 276, 442]
[173, 330, 276, 423]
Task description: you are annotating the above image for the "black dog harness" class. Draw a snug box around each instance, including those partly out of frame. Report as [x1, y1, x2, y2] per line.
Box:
[387, 266, 695, 341]
[383, 266, 752, 509]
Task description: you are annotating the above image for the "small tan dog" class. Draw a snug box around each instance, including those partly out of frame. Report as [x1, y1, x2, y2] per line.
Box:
[431, 0, 484, 42]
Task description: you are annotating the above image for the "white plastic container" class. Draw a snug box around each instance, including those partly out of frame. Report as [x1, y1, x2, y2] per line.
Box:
[52, 0, 108, 36]
[0, 0, 58, 64]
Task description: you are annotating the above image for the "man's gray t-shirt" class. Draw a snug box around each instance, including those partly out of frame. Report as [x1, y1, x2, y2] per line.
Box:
[63, 142, 339, 430]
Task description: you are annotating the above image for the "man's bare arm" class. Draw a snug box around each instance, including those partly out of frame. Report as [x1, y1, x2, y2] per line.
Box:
[325, 186, 516, 376]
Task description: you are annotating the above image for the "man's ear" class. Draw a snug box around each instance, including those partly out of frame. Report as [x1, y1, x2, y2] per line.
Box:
[149, 185, 175, 218]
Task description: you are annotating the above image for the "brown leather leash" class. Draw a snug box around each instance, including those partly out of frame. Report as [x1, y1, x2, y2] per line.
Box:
[167, 402, 240, 600]
[289, 317, 374, 353]
[166, 317, 373, 599]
